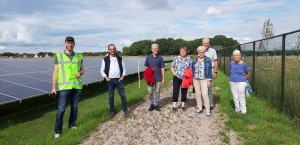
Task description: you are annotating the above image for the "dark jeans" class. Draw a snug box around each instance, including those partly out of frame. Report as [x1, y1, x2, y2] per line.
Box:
[107, 79, 128, 113]
[54, 89, 82, 134]
[172, 76, 188, 102]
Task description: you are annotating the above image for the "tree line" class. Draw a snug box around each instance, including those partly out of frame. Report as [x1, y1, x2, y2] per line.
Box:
[122, 35, 239, 56]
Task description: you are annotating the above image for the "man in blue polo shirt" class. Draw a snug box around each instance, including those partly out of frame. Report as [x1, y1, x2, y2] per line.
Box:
[144, 44, 165, 111]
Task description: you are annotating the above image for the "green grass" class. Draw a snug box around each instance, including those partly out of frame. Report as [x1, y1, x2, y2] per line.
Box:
[219, 55, 300, 122]
[0, 63, 173, 145]
[214, 70, 300, 145]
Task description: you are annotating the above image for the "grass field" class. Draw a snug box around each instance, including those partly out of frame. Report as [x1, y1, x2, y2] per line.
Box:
[0, 63, 173, 145]
[214, 70, 300, 144]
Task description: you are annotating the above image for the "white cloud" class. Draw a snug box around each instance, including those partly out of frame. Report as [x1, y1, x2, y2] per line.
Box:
[233, 37, 253, 43]
[0, 46, 6, 51]
[0, 30, 13, 42]
[119, 39, 133, 46]
[206, 6, 221, 16]
[0, 0, 298, 53]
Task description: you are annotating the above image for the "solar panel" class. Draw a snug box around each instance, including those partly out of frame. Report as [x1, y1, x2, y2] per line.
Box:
[0, 57, 174, 105]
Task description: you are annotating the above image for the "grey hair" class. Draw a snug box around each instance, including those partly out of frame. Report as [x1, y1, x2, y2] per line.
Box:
[202, 37, 210, 43]
[233, 50, 241, 56]
[151, 44, 159, 49]
[197, 46, 206, 52]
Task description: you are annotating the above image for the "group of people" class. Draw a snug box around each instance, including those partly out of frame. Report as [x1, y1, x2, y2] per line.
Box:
[51, 36, 250, 138]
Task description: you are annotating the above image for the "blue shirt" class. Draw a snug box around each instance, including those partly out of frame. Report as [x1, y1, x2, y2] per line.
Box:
[171, 56, 192, 79]
[229, 61, 249, 82]
[144, 54, 165, 81]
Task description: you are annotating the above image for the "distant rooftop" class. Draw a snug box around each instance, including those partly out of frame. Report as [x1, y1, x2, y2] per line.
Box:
[211, 46, 223, 51]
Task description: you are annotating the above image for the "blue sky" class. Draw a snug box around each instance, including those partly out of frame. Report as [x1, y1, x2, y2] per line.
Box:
[0, 0, 299, 53]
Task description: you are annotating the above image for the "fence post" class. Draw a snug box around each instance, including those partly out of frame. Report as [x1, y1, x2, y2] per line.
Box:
[252, 42, 255, 91]
[281, 34, 286, 112]
[219, 51, 221, 69]
[223, 49, 226, 74]
[138, 61, 140, 89]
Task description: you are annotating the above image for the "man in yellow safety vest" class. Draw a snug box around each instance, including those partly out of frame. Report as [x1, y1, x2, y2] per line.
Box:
[51, 36, 84, 139]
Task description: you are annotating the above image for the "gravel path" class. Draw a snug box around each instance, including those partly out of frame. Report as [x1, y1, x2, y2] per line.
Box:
[81, 81, 239, 145]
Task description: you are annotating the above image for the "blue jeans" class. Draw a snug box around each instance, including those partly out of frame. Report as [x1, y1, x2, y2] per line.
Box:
[107, 79, 128, 113]
[54, 89, 82, 134]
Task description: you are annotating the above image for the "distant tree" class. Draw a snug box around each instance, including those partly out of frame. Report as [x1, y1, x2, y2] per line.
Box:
[291, 35, 300, 50]
[258, 41, 266, 51]
[121, 35, 239, 56]
[260, 18, 275, 51]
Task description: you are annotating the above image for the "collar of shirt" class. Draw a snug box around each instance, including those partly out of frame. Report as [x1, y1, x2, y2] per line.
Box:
[109, 55, 117, 61]
[64, 51, 74, 56]
[151, 54, 159, 58]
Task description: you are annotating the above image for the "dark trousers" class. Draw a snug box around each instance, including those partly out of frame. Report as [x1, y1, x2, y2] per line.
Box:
[55, 89, 82, 134]
[107, 79, 128, 113]
[172, 76, 188, 102]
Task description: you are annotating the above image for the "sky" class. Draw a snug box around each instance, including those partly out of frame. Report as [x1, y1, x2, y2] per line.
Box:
[0, 0, 299, 53]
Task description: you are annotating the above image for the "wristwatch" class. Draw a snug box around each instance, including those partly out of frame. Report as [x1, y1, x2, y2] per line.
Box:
[214, 72, 217, 74]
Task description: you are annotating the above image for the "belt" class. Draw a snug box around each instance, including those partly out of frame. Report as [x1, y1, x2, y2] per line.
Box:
[111, 78, 120, 80]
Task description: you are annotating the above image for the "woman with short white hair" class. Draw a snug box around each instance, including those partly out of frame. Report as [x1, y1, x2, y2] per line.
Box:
[192, 46, 212, 118]
[229, 50, 250, 117]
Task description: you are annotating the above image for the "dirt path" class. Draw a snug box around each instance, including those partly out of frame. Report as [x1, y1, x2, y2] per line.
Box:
[81, 81, 239, 145]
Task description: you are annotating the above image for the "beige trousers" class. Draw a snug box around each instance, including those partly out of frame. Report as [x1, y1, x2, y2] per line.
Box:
[193, 78, 210, 113]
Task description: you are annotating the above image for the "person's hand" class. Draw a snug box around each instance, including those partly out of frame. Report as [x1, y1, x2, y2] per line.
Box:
[105, 78, 110, 81]
[51, 89, 57, 98]
[172, 72, 176, 76]
[119, 76, 124, 81]
[73, 73, 80, 79]
[213, 73, 217, 79]
[162, 78, 165, 85]
[207, 80, 211, 88]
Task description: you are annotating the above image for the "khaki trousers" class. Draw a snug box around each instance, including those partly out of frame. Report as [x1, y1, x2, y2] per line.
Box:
[193, 78, 210, 113]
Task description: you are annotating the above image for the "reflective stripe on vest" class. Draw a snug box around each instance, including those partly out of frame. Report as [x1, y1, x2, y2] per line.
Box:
[57, 52, 82, 90]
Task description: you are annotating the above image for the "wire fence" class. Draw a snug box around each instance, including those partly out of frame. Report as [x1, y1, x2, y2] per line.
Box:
[217, 29, 300, 121]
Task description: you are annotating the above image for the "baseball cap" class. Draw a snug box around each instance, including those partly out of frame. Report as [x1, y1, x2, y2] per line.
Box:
[65, 36, 75, 42]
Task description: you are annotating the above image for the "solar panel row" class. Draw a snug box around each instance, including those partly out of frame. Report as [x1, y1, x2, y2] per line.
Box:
[0, 57, 173, 105]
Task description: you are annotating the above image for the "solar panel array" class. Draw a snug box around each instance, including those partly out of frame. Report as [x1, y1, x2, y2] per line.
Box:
[0, 57, 173, 105]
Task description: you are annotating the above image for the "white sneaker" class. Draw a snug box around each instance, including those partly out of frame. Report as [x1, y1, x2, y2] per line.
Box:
[70, 126, 77, 130]
[206, 113, 211, 118]
[54, 134, 60, 139]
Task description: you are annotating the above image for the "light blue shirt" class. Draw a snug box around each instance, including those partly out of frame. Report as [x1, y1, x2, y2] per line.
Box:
[171, 56, 192, 79]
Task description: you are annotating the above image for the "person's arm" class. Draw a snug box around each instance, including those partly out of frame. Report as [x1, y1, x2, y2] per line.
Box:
[51, 64, 58, 94]
[171, 58, 176, 76]
[244, 63, 250, 80]
[161, 67, 165, 84]
[207, 60, 212, 88]
[212, 50, 218, 79]
[171, 67, 176, 76]
[228, 62, 231, 76]
[120, 60, 126, 81]
[161, 57, 165, 84]
[144, 57, 148, 70]
[74, 63, 84, 79]
[100, 59, 110, 81]
[246, 71, 250, 80]
[213, 60, 218, 79]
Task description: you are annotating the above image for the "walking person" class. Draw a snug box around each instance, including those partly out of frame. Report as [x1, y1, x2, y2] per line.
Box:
[100, 44, 130, 118]
[144, 44, 165, 111]
[51, 36, 84, 139]
[203, 38, 218, 110]
[229, 50, 250, 117]
[192, 46, 213, 118]
[171, 47, 192, 112]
